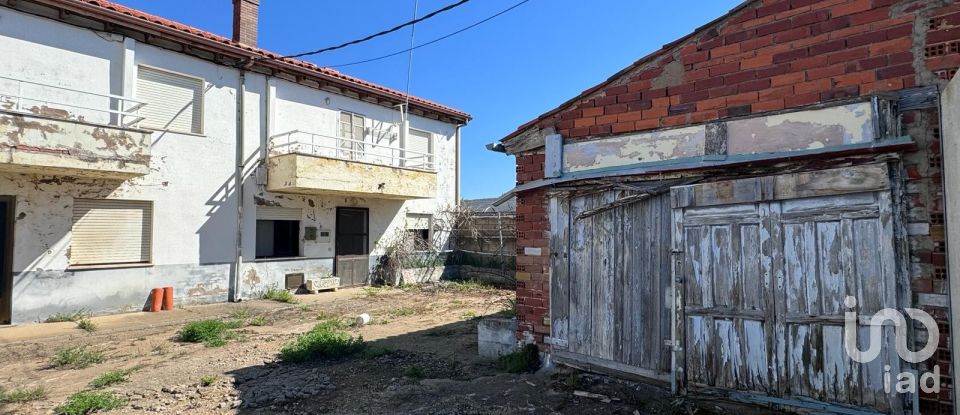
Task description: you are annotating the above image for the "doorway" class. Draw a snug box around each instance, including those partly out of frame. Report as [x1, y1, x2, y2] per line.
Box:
[335, 207, 369, 287]
[0, 196, 14, 324]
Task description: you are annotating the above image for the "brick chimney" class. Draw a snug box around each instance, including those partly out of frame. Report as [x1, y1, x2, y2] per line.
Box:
[232, 0, 259, 46]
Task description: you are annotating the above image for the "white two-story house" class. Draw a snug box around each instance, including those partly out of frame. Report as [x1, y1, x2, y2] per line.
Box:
[0, 0, 470, 324]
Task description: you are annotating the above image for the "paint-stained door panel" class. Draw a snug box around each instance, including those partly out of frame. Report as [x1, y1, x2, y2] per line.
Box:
[675, 188, 902, 413]
[549, 188, 673, 379]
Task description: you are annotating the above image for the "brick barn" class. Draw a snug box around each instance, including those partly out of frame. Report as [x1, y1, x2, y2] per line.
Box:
[490, 0, 960, 413]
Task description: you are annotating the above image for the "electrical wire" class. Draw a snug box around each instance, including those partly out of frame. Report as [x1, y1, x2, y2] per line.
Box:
[327, 0, 531, 69]
[277, 0, 470, 60]
[404, 0, 420, 108]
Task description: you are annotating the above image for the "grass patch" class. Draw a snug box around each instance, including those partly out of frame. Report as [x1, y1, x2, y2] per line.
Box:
[229, 307, 252, 319]
[54, 391, 125, 415]
[89, 369, 131, 389]
[403, 365, 425, 379]
[278, 320, 365, 363]
[76, 319, 97, 333]
[497, 344, 541, 373]
[199, 374, 217, 387]
[361, 286, 391, 297]
[388, 307, 416, 317]
[249, 315, 269, 326]
[44, 310, 89, 323]
[50, 347, 105, 369]
[262, 287, 298, 303]
[177, 320, 241, 347]
[443, 280, 496, 293]
[0, 386, 48, 403]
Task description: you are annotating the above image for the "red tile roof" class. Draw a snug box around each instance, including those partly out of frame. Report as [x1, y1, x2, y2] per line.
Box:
[62, 0, 470, 120]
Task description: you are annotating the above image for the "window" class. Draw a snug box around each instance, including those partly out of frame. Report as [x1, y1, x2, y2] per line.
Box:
[255, 207, 301, 259]
[405, 214, 432, 250]
[71, 199, 152, 266]
[136, 65, 204, 134]
[338, 112, 365, 160]
[406, 128, 434, 169]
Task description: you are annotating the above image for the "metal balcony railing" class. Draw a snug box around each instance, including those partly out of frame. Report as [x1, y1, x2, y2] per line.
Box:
[269, 129, 436, 172]
[0, 75, 146, 128]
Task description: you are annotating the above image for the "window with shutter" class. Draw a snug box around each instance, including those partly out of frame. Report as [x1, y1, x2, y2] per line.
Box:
[339, 112, 365, 160]
[136, 65, 204, 134]
[71, 199, 153, 266]
[407, 128, 433, 169]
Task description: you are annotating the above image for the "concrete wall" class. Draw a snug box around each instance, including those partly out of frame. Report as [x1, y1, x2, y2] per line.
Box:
[0, 7, 460, 323]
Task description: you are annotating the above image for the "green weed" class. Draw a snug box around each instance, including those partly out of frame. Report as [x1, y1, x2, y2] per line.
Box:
[177, 320, 240, 347]
[262, 287, 298, 303]
[0, 386, 48, 403]
[50, 347, 105, 369]
[44, 310, 89, 323]
[278, 320, 364, 363]
[199, 375, 217, 387]
[403, 365, 425, 379]
[89, 369, 131, 389]
[497, 344, 541, 373]
[54, 391, 125, 415]
[76, 319, 97, 333]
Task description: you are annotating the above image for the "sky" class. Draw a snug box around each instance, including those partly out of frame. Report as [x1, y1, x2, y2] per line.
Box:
[115, 0, 742, 199]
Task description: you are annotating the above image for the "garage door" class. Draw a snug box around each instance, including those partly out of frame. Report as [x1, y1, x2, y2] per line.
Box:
[672, 164, 904, 413]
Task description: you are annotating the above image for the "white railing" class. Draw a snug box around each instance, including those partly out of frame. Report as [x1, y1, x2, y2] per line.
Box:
[0, 75, 146, 128]
[269, 129, 435, 171]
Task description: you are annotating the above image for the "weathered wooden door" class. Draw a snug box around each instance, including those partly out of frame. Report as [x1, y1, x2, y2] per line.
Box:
[672, 165, 904, 413]
[549, 187, 673, 380]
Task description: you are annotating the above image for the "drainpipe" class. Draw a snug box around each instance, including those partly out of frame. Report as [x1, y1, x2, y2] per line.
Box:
[455, 124, 462, 205]
[231, 69, 246, 302]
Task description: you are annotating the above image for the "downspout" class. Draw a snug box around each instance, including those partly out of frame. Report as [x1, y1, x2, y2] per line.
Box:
[231, 69, 246, 302]
[455, 124, 462, 205]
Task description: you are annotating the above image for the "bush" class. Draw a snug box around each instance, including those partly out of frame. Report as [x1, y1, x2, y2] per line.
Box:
[0, 386, 48, 403]
[279, 321, 365, 363]
[76, 319, 97, 333]
[89, 370, 130, 388]
[44, 310, 89, 323]
[54, 391, 125, 415]
[262, 287, 298, 303]
[199, 375, 217, 387]
[50, 347, 105, 369]
[497, 344, 541, 373]
[177, 320, 240, 347]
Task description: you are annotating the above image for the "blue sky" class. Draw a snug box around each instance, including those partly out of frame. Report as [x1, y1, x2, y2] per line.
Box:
[116, 0, 741, 199]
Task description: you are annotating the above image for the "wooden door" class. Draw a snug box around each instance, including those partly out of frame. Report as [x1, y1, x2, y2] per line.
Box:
[673, 166, 903, 413]
[0, 196, 12, 325]
[549, 189, 673, 380]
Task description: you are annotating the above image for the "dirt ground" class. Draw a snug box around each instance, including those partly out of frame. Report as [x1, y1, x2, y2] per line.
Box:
[0, 284, 779, 414]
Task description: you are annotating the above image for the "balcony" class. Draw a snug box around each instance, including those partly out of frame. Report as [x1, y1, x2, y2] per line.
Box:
[0, 76, 151, 179]
[266, 130, 437, 199]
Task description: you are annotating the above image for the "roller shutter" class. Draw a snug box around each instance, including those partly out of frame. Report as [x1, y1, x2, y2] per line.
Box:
[71, 199, 153, 265]
[256, 207, 302, 221]
[136, 65, 204, 134]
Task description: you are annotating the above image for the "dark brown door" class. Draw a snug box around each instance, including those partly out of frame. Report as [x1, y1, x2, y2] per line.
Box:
[0, 196, 14, 324]
[336, 207, 369, 287]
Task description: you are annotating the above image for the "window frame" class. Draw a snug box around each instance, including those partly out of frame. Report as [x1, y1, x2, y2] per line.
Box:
[135, 64, 206, 135]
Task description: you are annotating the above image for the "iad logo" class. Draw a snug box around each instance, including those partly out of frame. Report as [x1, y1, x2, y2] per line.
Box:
[843, 296, 941, 394]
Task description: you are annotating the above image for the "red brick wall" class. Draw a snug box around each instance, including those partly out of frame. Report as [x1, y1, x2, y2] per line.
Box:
[511, 0, 960, 412]
[232, 0, 259, 46]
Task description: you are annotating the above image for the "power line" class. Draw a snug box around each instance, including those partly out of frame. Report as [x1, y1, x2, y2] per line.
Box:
[404, 0, 420, 108]
[328, 0, 531, 69]
[279, 0, 470, 60]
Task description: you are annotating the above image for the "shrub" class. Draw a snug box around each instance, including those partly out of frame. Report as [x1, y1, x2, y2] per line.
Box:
[497, 344, 541, 373]
[50, 347, 105, 369]
[278, 321, 364, 363]
[0, 386, 48, 403]
[44, 310, 89, 323]
[262, 287, 298, 303]
[54, 391, 125, 415]
[177, 320, 239, 347]
[199, 375, 217, 387]
[76, 319, 97, 333]
[89, 370, 130, 389]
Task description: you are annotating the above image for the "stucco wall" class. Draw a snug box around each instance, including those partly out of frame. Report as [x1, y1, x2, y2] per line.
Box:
[0, 8, 460, 323]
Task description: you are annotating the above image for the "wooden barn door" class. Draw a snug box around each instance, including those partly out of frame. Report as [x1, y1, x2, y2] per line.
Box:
[549, 188, 673, 380]
[672, 165, 904, 413]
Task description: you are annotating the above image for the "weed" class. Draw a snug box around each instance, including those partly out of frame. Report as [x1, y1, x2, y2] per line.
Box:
[443, 280, 495, 292]
[50, 347, 105, 369]
[0, 386, 48, 403]
[135, 336, 146, 341]
[54, 391, 125, 415]
[199, 374, 217, 387]
[278, 320, 365, 363]
[228, 307, 252, 320]
[403, 365, 425, 379]
[177, 320, 239, 347]
[297, 304, 311, 312]
[503, 298, 517, 317]
[89, 369, 131, 389]
[76, 319, 97, 332]
[497, 344, 541, 373]
[249, 315, 269, 326]
[449, 299, 464, 306]
[378, 318, 392, 325]
[389, 307, 416, 317]
[262, 287, 298, 303]
[150, 342, 169, 355]
[461, 311, 478, 320]
[44, 310, 89, 323]
[361, 286, 393, 297]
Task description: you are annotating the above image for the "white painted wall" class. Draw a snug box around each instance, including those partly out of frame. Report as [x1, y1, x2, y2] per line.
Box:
[0, 7, 461, 322]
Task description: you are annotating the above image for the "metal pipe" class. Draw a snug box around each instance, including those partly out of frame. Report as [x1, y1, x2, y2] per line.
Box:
[455, 124, 462, 205]
[230, 69, 246, 302]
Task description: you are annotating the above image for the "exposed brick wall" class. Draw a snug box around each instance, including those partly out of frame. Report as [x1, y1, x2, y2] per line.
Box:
[232, 0, 259, 46]
[510, 0, 960, 412]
